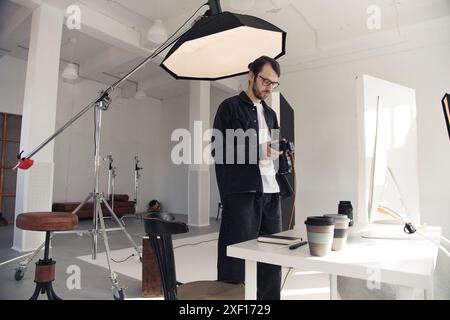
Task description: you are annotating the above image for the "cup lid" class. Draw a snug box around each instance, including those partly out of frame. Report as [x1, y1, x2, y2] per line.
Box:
[305, 216, 335, 226]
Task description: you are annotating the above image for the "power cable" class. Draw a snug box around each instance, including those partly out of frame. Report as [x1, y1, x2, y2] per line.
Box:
[174, 238, 218, 250]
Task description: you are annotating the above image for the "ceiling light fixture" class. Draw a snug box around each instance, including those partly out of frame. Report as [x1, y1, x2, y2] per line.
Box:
[62, 62, 78, 80]
[147, 19, 168, 45]
[134, 83, 148, 100]
[135, 90, 148, 100]
[62, 37, 79, 80]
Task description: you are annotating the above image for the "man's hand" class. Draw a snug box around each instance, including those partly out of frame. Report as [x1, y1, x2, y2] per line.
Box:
[262, 141, 283, 160]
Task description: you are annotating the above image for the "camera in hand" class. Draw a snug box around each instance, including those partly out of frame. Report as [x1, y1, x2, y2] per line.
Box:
[274, 139, 295, 175]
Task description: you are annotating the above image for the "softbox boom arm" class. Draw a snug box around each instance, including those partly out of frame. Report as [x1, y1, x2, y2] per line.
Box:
[13, 0, 217, 169]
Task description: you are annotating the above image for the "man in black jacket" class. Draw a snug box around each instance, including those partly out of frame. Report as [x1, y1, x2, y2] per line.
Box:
[213, 56, 283, 300]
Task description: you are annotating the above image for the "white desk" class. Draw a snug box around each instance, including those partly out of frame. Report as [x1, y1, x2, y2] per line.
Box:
[227, 226, 441, 300]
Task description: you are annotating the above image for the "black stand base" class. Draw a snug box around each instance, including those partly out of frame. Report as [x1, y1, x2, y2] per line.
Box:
[30, 281, 62, 300]
[29, 254, 62, 300]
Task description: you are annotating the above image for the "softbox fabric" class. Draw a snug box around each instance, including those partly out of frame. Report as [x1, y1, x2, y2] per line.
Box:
[161, 12, 286, 80]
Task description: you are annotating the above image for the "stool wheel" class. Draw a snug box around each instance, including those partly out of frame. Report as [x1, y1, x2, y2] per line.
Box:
[113, 287, 125, 300]
[14, 268, 25, 281]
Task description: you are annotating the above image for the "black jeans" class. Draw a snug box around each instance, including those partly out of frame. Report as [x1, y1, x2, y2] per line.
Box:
[217, 192, 282, 300]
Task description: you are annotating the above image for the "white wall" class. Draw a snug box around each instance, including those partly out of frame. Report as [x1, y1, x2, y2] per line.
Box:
[0, 56, 26, 222]
[159, 94, 190, 215]
[52, 78, 163, 213]
[0, 56, 27, 115]
[159, 87, 235, 218]
[281, 41, 450, 238]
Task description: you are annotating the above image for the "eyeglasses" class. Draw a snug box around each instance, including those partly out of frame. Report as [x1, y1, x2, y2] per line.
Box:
[258, 75, 280, 89]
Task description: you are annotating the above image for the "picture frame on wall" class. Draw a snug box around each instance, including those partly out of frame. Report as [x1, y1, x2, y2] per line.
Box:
[442, 93, 450, 141]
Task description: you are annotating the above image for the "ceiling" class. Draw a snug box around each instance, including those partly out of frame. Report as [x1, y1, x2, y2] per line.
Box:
[1, 0, 449, 100]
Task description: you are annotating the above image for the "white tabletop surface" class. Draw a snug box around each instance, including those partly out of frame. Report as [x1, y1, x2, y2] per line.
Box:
[228, 225, 441, 289]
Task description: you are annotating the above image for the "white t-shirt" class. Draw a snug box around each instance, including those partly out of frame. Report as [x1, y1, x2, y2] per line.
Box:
[255, 102, 280, 193]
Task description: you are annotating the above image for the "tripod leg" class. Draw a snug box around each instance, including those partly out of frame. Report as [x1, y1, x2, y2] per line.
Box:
[71, 193, 97, 257]
[72, 194, 93, 215]
[96, 200, 120, 287]
[46, 283, 62, 300]
[14, 238, 48, 281]
[97, 201, 126, 300]
[45, 283, 53, 300]
[101, 197, 142, 260]
[93, 193, 100, 259]
[30, 284, 42, 300]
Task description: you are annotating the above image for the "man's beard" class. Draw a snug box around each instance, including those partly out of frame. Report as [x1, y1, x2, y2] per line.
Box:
[252, 82, 269, 101]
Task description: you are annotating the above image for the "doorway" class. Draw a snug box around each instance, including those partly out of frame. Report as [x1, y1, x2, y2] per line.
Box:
[0, 112, 21, 226]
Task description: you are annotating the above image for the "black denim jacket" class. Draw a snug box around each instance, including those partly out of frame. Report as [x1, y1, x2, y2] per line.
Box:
[213, 91, 281, 201]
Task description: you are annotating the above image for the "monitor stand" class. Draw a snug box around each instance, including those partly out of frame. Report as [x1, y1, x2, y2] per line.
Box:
[360, 220, 415, 240]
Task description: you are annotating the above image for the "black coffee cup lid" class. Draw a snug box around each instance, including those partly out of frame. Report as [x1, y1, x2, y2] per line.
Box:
[304, 216, 335, 226]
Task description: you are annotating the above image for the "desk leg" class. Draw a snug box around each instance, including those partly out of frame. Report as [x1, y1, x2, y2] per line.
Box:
[329, 274, 338, 300]
[245, 260, 257, 300]
[424, 289, 434, 300]
[395, 286, 415, 300]
[424, 279, 434, 300]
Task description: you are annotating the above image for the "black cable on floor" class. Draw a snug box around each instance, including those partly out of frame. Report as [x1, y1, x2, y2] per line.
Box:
[173, 238, 218, 250]
[111, 254, 135, 263]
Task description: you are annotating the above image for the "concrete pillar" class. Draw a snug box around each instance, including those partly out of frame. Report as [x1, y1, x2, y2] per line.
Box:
[13, 3, 63, 252]
[188, 81, 211, 227]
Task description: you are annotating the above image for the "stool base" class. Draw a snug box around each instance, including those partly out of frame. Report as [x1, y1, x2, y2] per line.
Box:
[30, 282, 62, 300]
[29, 259, 62, 300]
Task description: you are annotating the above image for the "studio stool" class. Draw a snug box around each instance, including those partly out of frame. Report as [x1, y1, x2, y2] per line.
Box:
[16, 212, 78, 300]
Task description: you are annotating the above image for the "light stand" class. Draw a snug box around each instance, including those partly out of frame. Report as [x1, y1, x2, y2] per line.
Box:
[107, 154, 116, 212]
[134, 156, 143, 214]
[14, 92, 143, 299]
[119, 156, 142, 224]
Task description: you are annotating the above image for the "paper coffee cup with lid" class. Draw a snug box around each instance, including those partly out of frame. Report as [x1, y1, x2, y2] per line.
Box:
[324, 214, 350, 251]
[304, 216, 335, 256]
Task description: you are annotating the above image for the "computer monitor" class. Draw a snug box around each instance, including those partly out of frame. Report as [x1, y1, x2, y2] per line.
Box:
[442, 93, 450, 141]
[357, 75, 421, 239]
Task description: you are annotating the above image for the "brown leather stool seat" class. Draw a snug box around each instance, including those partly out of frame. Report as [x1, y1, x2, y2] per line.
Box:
[17, 212, 78, 232]
[16, 212, 78, 300]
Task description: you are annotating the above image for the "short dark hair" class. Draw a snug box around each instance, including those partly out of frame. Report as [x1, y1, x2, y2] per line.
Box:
[248, 56, 281, 77]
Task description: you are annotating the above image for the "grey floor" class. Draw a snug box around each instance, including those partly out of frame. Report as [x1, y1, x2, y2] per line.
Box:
[0, 213, 220, 300]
